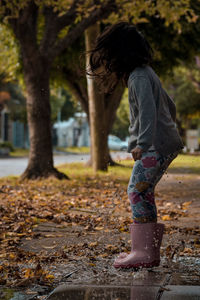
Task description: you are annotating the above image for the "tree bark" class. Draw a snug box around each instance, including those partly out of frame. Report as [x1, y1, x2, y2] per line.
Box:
[85, 24, 108, 172]
[21, 54, 68, 180]
[9, 4, 68, 180]
[62, 47, 124, 168]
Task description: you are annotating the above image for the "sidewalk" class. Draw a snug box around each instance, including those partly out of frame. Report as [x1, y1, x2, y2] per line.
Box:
[21, 172, 200, 299]
[0, 168, 199, 299]
[47, 284, 200, 299]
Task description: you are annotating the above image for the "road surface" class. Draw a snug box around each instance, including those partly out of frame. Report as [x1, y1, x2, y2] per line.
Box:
[0, 152, 131, 177]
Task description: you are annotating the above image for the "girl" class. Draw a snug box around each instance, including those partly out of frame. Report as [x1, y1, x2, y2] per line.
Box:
[87, 22, 184, 268]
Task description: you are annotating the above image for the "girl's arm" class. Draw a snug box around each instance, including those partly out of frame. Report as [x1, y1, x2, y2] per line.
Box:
[131, 75, 157, 152]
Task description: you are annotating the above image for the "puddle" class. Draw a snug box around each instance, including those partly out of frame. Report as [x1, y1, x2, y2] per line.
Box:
[170, 256, 200, 285]
[0, 288, 26, 300]
[0, 286, 49, 300]
[47, 285, 159, 300]
[177, 256, 200, 266]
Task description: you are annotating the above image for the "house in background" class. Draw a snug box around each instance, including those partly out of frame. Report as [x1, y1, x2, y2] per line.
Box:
[0, 89, 89, 150]
[0, 91, 29, 148]
[53, 112, 90, 148]
[0, 107, 89, 150]
[0, 107, 29, 148]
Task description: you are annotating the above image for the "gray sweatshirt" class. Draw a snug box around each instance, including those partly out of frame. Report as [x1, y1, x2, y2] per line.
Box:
[127, 65, 184, 156]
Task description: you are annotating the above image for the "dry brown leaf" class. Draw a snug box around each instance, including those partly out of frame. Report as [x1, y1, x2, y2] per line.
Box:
[88, 241, 98, 247]
[162, 215, 172, 221]
[94, 226, 104, 231]
[42, 245, 57, 249]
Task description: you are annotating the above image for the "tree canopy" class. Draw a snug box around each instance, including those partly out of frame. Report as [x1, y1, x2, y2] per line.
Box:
[0, 0, 199, 178]
[164, 59, 200, 127]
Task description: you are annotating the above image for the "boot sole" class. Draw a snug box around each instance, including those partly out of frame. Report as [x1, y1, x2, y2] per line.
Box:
[114, 260, 160, 269]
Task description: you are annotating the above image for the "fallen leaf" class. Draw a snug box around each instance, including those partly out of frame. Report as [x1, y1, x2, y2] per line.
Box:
[94, 226, 104, 231]
[162, 215, 172, 221]
[88, 241, 98, 247]
[42, 245, 57, 249]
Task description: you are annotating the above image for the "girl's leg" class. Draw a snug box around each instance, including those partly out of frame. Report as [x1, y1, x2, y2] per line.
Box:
[114, 149, 180, 268]
[127, 150, 180, 224]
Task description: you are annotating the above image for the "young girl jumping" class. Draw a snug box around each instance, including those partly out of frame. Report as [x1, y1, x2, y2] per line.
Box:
[87, 22, 184, 269]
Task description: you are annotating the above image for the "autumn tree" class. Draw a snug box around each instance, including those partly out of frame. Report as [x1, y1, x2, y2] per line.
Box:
[0, 0, 117, 179]
[85, 24, 124, 171]
[58, 2, 200, 172]
[52, 6, 200, 172]
[164, 59, 200, 129]
[51, 34, 123, 169]
[84, 0, 199, 172]
[0, 0, 198, 176]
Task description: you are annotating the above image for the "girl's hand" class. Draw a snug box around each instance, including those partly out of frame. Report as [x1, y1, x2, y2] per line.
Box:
[131, 147, 143, 161]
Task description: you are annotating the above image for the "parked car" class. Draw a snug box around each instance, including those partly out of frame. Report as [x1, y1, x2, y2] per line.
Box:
[108, 135, 128, 151]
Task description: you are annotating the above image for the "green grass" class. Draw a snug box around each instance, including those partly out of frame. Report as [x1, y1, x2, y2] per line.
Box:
[55, 146, 90, 153]
[10, 148, 29, 157]
[59, 160, 132, 177]
[10, 146, 90, 157]
[3, 153, 200, 184]
[169, 153, 200, 173]
[58, 153, 200, 179]
[55, 147, 121, 153]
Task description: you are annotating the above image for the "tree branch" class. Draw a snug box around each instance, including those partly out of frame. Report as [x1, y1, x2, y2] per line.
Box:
[55, 0, 80, 31]
[40, 0, 80, 54]
[48, 0, 116, 59]
[9, 1, 38, 52]
[39, 6, 58, 54]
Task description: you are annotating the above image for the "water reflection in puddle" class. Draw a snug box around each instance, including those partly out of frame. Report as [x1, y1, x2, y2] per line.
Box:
[47, 285, 159, 300]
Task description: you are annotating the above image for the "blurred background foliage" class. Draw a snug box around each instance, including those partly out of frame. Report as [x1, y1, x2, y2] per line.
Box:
[0, 0, 200, 141]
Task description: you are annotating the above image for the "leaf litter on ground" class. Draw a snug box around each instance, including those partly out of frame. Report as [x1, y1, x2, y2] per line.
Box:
[0, 160, 200, 291]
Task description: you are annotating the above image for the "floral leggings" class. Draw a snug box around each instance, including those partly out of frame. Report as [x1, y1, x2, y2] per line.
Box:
[127, 149, 180, 223]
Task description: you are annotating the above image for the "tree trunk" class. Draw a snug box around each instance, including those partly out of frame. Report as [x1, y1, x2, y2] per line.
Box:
[85, 24, 108, 172]
[62, 43, 125, 168]
[21, 56, 68, 180]
[65, 64, 125, 168]
[9, 4, 68, 180]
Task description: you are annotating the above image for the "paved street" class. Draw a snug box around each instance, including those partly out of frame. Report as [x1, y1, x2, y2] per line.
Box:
[0, 152, 131, 177]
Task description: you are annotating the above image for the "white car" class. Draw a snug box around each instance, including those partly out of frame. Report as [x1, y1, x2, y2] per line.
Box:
[108, 135, 128, 151]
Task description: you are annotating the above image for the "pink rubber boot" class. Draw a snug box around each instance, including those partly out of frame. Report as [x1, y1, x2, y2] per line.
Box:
[113, 222, 164, 268]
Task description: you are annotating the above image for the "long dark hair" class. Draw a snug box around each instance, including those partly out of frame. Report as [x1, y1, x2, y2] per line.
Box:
[86, 22, 153, 93]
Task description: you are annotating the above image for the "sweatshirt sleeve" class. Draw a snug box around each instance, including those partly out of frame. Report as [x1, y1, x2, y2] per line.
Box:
[131, 75, 157, 152]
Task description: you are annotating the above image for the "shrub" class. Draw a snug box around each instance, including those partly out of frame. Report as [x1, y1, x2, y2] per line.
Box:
[0, 141, 14, 151]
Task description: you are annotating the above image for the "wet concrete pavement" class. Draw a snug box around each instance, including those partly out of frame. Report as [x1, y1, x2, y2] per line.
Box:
[47, 283, 200, 299]
[1, 156, 199, 300]
[2, 277, 200, 299]
[45, 255, 200, 299]
[16, 172, 200, 299]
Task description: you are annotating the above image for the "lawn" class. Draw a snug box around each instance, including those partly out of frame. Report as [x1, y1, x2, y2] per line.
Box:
[169, 153, 200, 174]
[9, 146, 91, 157]
[55, 146, 90, 153]
[9, 145, 200, 175]
[57, 153, 200, 179]
[10, 148, 29, 157]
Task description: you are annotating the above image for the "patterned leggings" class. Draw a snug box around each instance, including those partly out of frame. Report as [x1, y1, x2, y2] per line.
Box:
[127, 149, 180, 223]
